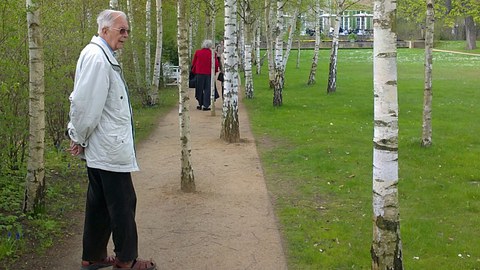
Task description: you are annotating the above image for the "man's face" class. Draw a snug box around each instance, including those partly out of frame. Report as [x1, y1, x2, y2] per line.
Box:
[102, 16, 129, 51]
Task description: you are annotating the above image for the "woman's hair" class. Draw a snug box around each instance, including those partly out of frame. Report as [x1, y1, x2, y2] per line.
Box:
[97, 10, 127, 34]
[201, 39, 213, 49]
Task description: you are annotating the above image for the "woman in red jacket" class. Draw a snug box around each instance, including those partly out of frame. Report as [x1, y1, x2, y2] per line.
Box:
[191, 39, 219, 111]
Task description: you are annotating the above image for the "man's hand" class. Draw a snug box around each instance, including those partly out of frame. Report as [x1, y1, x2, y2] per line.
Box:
[68, 140, 84, 156]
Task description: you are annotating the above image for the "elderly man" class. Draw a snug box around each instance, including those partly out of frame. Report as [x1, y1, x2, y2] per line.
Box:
[67, 9, 156, 270]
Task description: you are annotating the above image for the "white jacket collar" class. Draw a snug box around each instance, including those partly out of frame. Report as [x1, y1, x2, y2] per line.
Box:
[90, 35, 119, 66]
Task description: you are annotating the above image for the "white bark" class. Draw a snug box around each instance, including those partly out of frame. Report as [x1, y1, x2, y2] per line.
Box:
[238, 17, 245, 72]
[24, 0, 46, 213]
[109, 0, 118, 9]
[255, 22, 261, 75]
[372, 0, 403, 267]
[244, 0, 255, 99]
[327, 7, 341, 93]
[145, 0, 153, 101]
[126, 0, 142, 88]
[177, 0, 195, 192]
[244, 43, 254, 98]
[209, 0, 217, 116]
[283, 1, 300, 70]
[422, 0, 434, 147]
[221, 0, 240, 143]
[307, 1, 321, 85]
[265, 0, 275, 88]
[150, 0, 163, 105]
[273, 0, 284, 106]
[188, 4, 200, 59]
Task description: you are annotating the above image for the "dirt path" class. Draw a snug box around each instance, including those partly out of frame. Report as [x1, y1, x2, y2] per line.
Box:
[432, 49, 480, 56]
[25, 91, 287, 270]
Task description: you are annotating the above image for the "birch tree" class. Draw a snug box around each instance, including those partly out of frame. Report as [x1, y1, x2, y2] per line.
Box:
[126, 0, 142, 89]
[24, 0, 46, 213]
[273, 0, 285, 106]
[110, 0, 118, 9]
[327, 0, 360, 94]
[177, 0, 195, 192]
[255, 22, 261, 75]
[326, 4, 341, 93]
[145, 0, 152, 100]
[282, 0, 301, 70]
[188, 3, 200, 59]
[149, 0, 163, 106]
[221, 0, 240, 143]
[207, 0, 217, 116]
[421, 0, 434, 147]
[371, 0, 403, 267]
[241, 0, 256, 99]
[307, 1, 321, 85]
[265, 0, 276, 88]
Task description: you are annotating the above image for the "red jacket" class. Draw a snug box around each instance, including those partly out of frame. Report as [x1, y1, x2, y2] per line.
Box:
[192, 48, 219, 75]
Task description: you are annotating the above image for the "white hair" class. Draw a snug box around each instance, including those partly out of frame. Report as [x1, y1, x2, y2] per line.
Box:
[97, 10, 127, 34]
[201, 39, 213, 49]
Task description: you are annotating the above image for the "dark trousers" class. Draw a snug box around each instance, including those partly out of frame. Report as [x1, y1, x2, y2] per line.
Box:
[82, 167, 138, 263]
[195, 74, 212, 108]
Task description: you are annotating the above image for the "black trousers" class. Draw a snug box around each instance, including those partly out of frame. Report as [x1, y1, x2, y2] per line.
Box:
[195, 74, 212, 108]
[82, 167, 138, 263]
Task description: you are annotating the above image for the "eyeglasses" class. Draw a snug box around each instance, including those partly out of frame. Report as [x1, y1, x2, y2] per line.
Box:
[111, 27, 130, 35]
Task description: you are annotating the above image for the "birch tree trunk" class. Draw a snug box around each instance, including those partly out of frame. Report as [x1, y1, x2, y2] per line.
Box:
[150, 0, 163, 106]
[255, 22, 261, 75]
[238, 17, 245, 72]
[110, 0, 118, 9]
[188, 4, 200, 59]
[177, 0, 195, 192]
[126, 0, 143, 89]
[283, 1, 300, 70]
[307, 1, 321, 85]
[209, 0, 217, 116]
[265, 0, 275, 88]
[221, 0, 240, 143]
[244, 0, 255, 99]
[327, 8, 341, 94]
[372, 0, 403, 267]
[24, 0, 46, 213]
[421, 0, 434, 147]
[273, 0, 284, 107]
[145, 0, 153, 101]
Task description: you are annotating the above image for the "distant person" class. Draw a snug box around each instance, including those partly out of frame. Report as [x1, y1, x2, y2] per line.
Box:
[215, 40, 224, 98]
[191, 39, 219, 111]
[67, 9, 156, 270]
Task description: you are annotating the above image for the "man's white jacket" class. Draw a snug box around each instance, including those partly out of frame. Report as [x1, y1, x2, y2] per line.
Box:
[68, 36, 139, 172]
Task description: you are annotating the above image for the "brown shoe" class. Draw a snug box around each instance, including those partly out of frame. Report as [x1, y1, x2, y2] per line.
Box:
[113, 258, 157, 270]
[81, 255, 116, 270]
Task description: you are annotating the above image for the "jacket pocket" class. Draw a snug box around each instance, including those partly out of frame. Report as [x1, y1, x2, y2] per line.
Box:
[105, 131, 134, 165]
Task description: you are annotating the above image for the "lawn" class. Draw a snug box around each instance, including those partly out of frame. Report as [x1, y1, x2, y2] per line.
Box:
[245, 47, 480, 269]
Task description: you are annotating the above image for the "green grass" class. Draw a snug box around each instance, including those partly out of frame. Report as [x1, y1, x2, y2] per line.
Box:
[133, 87, 179, 143]
[0, 86, 178, 263]
[434, 40, 480, 54]
[245, 47, 480, 269]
